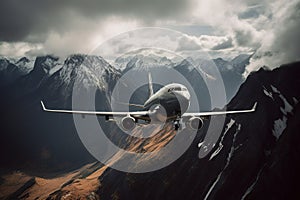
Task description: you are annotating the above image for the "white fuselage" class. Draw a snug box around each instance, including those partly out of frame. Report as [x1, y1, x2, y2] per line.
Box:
[143, 83, 191, 118]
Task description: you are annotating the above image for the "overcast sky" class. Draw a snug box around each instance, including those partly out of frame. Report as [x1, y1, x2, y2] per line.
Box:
[0, 0, 299, 72]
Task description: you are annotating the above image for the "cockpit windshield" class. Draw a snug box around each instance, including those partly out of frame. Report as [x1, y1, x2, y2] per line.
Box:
[168, 87, 187, 92]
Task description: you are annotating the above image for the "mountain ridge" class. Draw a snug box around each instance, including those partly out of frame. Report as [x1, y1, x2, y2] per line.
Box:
[0, 54, 298, 199]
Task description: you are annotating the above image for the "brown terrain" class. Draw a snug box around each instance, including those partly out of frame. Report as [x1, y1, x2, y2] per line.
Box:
[0, 124, 176, 199]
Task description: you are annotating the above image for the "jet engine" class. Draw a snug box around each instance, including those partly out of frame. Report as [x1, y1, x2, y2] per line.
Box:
[120, 116, 136, 131]
[186, 117, 203, 130]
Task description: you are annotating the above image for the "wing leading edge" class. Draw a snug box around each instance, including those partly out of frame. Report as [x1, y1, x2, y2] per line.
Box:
[40, 101, 149, 117]
[182, 102, 257, 117]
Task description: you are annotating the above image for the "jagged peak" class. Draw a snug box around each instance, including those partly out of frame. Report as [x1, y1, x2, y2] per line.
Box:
[0, 56, 17, 64]
[64, 54, 110, 68]
[61, 55, 117, 81]
[0, 57, 11, 70]
[34, 55, 59, 69]
[57, 54, 119, 90]
[0, 56, 9, 61]
[64, 54, 86, 65]
[30, 55, 60, 78]
[16, 57, 30, 64]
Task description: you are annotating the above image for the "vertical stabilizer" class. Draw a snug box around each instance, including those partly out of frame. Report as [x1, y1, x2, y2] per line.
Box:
[148, 72, 154, 98]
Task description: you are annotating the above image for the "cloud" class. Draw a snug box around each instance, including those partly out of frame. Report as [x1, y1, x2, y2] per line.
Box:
[189, 0, 300, 72]
[0, 42, 43, 58]
[176, 34, 234, 51]
[0, 0, 299, 72]
[92, 28, 182, 61]
[0, 0, 196, 57]
[176, 35, 202, 51]
[39, 18, 140, 57]
[191, 0, 269, 49]
[245, 0, 300, 74]
[0, 0, 194, 42]
[211, 37, 233, 50]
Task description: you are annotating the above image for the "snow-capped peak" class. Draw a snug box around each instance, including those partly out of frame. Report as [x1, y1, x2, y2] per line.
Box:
[59, 54, 120, 90]
[113, 49, 178, 71]
[15, 57, 35, 74]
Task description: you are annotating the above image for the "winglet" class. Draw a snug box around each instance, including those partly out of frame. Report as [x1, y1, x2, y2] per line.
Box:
[252, 102, 257, 111]
[40, 101, 46, 111]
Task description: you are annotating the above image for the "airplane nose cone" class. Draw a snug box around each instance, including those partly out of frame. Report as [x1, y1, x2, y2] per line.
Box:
[185, 90, 191, 101]
[173, 89, 190, 101]
[179, 90, 190, 101]
[173, 90, 190, 113]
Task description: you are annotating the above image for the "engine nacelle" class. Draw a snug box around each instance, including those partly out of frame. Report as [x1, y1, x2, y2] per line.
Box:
[121, 116, 136, 131]
[186, 117, 203, 130]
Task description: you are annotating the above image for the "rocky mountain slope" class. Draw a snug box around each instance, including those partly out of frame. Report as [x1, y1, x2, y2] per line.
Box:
[0, 54, 120, 175]
[96, 62, 300, 200]
[0, 57, 299, 199]
[0, 57, 35, 86]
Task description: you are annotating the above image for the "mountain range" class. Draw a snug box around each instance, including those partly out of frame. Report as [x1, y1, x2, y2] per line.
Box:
[0, 53, 299, 199]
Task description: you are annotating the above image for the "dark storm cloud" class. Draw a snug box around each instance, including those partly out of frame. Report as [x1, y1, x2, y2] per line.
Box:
[234, 30, 255, 47]
[0, 0, 194, 42]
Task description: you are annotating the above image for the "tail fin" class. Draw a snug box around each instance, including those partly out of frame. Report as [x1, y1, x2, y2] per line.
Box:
[148, 72, 154, 98]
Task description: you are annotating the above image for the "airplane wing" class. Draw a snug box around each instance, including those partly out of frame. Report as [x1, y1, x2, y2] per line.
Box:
[182, 102, 257, 117]
[41, 101, 257, 120]
[40, 101, 149, 117]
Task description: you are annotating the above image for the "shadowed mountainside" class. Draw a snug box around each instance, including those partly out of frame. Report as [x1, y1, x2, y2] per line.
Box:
[0, 61, 299, 199]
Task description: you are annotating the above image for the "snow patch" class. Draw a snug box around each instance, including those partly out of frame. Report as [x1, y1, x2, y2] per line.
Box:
[270, 85, 294, 140]
[224, 119, 236, 134]
[279, 96, 293, 115]
[114, 49, 177, 71]
[15, 58, 35, 74]
[272, 116, 287, 139]
[262, 86, 273, 100]
[49, 64, 63, 75]
[209, 146, 223, 160]
[270, 85, 280, 93]
[241, 165, 266, 200]
[204, 123, 240, 200]
[209, 119, 235, 160]
[197, 66, 216, 80]
[271, 85, 293, 114]
[293, 97, 299, 104]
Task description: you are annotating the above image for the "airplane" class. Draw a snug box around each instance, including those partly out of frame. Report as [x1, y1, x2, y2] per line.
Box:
[41, 73, 257, 131]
